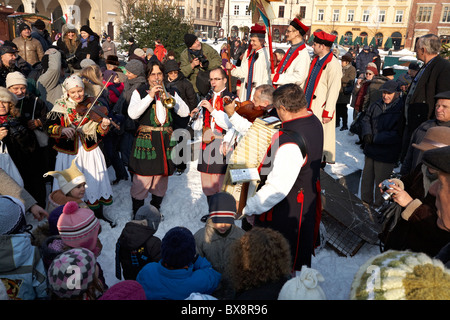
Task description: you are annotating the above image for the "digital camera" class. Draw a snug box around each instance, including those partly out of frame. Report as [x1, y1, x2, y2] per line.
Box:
[381, 179, 395, 201]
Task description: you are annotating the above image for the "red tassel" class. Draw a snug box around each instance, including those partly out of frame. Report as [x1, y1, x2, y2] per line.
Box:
[297, 189, 304, 203]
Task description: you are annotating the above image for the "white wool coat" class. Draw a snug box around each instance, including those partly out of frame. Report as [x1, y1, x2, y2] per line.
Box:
[231, 46, 272, 102]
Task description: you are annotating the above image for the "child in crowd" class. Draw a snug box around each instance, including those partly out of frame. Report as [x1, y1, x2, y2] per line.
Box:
[103, 69, 124, 106]
[0, 195, 48, 300]
[115, 204, 162, 280]
[194, 191, 245, 299]
[32, 159, 89, 259]
[136, 226, 221, 300]
[227, 227, 292, 300]
[47, 248, 104, 300]
[99, 280, 146, 300]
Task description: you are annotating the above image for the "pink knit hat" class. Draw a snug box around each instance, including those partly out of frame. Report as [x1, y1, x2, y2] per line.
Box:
[57, 201, 100, 254]
[99, 280, 147, 300]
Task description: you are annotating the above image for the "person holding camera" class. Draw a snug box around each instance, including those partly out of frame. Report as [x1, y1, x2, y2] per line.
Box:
[180, 33, 222, 102]
[0, 85, 47, 206]
[360, 80, 404, 208]
[6, 71, 49, 208]
[378, 127, 450, 256]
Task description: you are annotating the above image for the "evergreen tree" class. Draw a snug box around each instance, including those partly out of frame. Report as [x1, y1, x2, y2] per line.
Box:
[117, 0, 193, 59]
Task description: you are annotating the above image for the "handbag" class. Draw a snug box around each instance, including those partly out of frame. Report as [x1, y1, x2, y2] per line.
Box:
[32, 97, 49, 147]
[0, 141, 24, 187]
[349, 110, 365, 136]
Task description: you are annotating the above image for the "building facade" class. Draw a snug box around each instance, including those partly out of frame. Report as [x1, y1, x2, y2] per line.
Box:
[405, 0, 450, 50]
[5, 0, 121, 39]
[310, 0, 412, 50]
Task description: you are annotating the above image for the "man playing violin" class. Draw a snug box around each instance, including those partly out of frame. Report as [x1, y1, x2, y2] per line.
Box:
[189, 67, 237, 206]
[44, 74, 114, 223]
[127, 60, 190, 216]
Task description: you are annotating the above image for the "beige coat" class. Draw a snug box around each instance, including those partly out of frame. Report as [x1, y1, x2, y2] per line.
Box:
[194, 219, 245, 274]
[308, 54, 342, 163]
[231, 46, 272, 101]
[13, 36, 44, 66]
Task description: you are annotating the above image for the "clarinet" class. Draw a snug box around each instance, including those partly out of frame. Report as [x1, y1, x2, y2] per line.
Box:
[188, 89, 214, 126]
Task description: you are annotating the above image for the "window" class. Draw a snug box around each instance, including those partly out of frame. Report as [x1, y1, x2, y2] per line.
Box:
[378, 10, 386, 23]
[196, 7, 200, 18]
[178, 6, 185, 17]
[279, 6, 285, 18]
[209, 9, 212, 19]
[417, 6, 432, 22]
[245, 5, 250, 16]
[442, 6, 450, 22]
[318, 9, 324, 21]
[299, 6, 306, 19]
[333, 9, 340, 22]
[362, 10, 370, 22]
[395, 10, 403, 23]
[203, 8, 206, 19]
[234, 5, 239, 15]
[347, 9, 354, 22]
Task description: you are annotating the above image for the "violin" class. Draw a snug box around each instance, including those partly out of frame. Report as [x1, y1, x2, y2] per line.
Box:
[76, 97, 120, 130]
[223, 96, 268, 123]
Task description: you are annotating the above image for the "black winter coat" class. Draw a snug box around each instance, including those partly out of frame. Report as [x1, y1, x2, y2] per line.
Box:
[362, 96, 404, 163]
[74, 35, 102, 68]
[116, 222, 161, 280]
[405, 55, 450, 133]
[164, 72, 197, 130]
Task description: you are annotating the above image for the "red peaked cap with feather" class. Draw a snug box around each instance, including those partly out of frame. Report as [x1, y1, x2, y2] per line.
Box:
[313, 30, 336, 47]
[290, 18, 309, 36]
[250, 23, 266, 38]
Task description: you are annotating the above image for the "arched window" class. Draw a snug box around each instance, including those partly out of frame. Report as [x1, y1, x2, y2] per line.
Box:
[375, 32, 383, 47]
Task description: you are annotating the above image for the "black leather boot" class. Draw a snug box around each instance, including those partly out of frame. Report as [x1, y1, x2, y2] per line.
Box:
[93, 205, 116, 228]
[132, 198, 145, 217]
[150, 195, 164, 221]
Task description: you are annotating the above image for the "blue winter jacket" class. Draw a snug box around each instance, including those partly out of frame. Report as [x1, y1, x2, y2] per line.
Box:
[362, 96, 404, 163]
[136, 256, 221, 300]
[0, 234, 48, 300]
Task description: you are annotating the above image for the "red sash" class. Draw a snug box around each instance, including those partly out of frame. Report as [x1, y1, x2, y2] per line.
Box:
[273, 43, 306, 83]
[303, 52, 334, 110]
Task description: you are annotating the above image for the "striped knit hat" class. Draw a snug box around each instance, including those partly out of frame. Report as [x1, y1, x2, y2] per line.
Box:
[208, 192, 236, 224]
[350, 250, 450, 300]
[57, 201, 100, 254]
[47, 248, 97, 299]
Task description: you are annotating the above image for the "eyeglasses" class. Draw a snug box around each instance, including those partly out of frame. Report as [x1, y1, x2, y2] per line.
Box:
[285, 29, 296, 33]
[365, 72, 374, 76]
[209, 78, 224, 81]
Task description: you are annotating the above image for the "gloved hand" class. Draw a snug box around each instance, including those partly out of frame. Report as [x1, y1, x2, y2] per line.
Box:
[363, 134, 373, 145]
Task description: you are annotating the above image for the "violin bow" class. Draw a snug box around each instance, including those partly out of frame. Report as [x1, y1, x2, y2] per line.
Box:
[75, 74, 114, 131]
[227, 35, 232, 92]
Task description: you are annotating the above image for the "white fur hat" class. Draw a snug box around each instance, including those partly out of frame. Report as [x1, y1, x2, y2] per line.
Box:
[0, 87, 17, 105]
[6, 71, 27, 88]
[43, 159, 86, 195]
[278, 267, 327, 300]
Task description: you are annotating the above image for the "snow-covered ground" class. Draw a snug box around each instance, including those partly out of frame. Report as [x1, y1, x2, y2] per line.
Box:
[31, 40, 418, 300]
